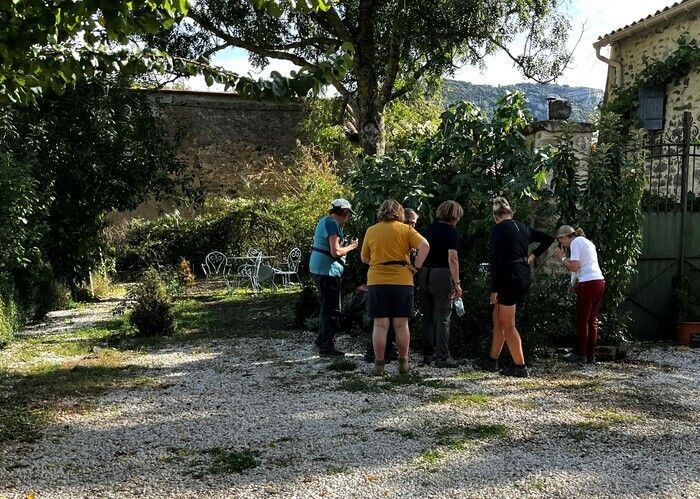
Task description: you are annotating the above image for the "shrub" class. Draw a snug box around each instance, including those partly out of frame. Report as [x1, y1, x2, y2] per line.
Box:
[177, 258, 196, 289]
[0, 276, 19, 349]
[129, 268, 175, 338]
[113, 148, 347, 276]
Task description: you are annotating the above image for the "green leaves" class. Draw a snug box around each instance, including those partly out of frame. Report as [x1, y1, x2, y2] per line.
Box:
[0, 0, 189, 105]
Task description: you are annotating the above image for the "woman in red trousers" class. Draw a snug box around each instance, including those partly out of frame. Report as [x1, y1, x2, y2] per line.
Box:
[554, 225, 605, 364]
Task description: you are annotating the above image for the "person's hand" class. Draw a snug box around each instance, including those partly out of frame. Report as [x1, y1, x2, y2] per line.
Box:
[489, 292, 498, 305]
[347, 238, 359, 251]
[527, 254, 536, 266]
[554, 247, 565, 260]
[408, 264, 419, 274]
[450, 284, 464, 300]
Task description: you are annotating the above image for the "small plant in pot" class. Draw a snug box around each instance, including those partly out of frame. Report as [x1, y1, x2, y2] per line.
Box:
[677, 275, 700, 347]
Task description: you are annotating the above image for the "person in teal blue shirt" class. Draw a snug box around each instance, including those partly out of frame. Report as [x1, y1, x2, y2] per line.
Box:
[309, 198, 358, 356]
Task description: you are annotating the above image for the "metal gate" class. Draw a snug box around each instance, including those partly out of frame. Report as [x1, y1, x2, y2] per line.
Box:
[625, 111, 700, 340]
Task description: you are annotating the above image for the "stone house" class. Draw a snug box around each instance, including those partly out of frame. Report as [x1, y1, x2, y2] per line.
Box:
[593, 0, 700, 136]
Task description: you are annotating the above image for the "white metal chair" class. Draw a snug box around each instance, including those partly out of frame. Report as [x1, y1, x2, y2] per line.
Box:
[201, 251, 232, 288]
[271, 247, 302, 287]
[231, 249, 264, 293]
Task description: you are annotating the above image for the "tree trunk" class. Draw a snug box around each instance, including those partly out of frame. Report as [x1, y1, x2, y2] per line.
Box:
[356, 97, 385, 156]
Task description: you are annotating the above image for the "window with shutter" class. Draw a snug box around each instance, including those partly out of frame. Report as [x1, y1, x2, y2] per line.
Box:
[638, 87, 665, 130]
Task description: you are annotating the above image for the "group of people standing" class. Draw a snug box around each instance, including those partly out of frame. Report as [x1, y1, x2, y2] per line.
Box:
[309, 197, 606, 378]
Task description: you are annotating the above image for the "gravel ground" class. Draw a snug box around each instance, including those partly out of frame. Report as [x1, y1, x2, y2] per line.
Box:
[1, 303, 699, 499]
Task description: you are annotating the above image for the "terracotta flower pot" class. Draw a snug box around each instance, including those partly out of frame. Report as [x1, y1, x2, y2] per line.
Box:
[677, 321, 700, 346]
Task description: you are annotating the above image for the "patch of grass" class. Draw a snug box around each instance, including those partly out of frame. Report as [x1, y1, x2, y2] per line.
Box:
[419, 449, 442, 465]
[508, 399, 539, 410]
[326, 358, 357, 372]
[385, 371, 452, 389]
[397, 429, 418, 439]
[338, 376, 383, 393]
[556, 378, 603, 391]
[0, 406, 51, 444]
[585, 409, 642, 424]
[435, 423, 509, 448]
[174, 290, 299, 341]
[325, 465, 349, 475]
[432, 392, 493, 407]
[570, 420, 610, 441]
[455, 370, 490, 381]
[190, 448, 260, 477]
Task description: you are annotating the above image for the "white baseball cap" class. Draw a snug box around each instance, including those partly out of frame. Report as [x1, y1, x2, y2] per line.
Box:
[331, 198, 356, 214]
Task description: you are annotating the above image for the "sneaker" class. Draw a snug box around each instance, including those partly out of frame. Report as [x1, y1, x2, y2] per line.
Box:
[398, 358, 410, 375]
[564, 353, 587, 364]
[422, 355, 434, 367]
[320, 349, 346, 358]
[500, 364, 529, 378]
[372, 360, 386, 376]
[434, 358, 459, 368]
[475, 358, 499, 372]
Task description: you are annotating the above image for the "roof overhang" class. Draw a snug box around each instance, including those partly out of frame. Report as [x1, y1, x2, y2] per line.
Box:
[593, 0, 700, 49]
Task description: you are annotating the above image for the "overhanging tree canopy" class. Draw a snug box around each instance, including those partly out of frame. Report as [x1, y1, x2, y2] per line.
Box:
[172, 0, 572, 155]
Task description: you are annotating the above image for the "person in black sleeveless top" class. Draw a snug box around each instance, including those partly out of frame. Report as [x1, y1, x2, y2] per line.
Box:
[479, 197, 554, 377]
[418, 200, 464, 368]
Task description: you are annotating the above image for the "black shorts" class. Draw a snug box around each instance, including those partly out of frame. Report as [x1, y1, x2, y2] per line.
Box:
[367, 285, 414, 319]
[496, 263, 531, 306]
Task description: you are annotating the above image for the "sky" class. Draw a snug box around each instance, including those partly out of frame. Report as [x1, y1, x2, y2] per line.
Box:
[187, 0, 675, 92]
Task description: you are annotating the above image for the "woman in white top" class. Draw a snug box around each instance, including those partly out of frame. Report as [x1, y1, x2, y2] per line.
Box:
[554, 225, 605, 364]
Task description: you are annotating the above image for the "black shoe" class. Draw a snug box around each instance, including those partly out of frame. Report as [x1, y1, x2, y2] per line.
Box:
[435, 358, 459, 368]
[475, 358, 499, 372]
[500, 365, 529, 378]
[564, 353, 587, 364]
[422, 355, 434, 366]
[587, 356, 597, 365]
[320, 349, 345, 357]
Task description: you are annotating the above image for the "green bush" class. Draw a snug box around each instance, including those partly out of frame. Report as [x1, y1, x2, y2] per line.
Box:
[0, 275, 19, 349]
[113, 149, 347, 276]
[129, 268, 175, 338]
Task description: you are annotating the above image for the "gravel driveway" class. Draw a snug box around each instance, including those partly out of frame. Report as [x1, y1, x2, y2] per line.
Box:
[1, 302, 699, 499]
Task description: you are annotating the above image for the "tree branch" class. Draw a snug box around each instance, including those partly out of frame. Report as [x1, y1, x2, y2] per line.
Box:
[188, 10, 316, 68]
[388, 62, 432, 101]
[311, 6, 354, 41]
[379, 1, 404, 107]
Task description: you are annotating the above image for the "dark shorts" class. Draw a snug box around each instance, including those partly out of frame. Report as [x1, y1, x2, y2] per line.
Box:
[496, 263, 531, 306]
[367, 285, 414, 319]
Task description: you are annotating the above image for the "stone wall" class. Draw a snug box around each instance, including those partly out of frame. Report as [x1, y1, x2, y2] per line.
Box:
[112, 90, 306, 221]
[605, 10, 700, 134]
[525, 120, 596, 183]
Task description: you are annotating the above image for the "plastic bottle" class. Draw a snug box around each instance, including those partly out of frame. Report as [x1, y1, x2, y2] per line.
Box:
[452, 297, 465, 317]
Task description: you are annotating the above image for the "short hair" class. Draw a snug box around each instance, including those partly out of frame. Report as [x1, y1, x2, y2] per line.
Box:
[404, 208, 419, 221]
[329, 206, 352, 216]
[492, 196, 513, 218]
[435, 200, 464, 223]
[377, 199, 405, 222]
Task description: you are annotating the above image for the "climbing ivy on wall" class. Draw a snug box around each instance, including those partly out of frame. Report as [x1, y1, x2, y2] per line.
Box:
[603, 36, 700, 123]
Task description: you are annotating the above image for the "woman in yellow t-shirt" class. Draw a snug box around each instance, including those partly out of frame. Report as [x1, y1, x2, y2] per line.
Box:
[361, 199, 430, 376]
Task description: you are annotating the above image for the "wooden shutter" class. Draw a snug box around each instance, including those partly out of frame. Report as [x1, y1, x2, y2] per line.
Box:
[638, 87, 665, 130]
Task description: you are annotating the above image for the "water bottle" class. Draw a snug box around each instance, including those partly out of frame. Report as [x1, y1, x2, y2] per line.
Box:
[452, 297, 465, 317]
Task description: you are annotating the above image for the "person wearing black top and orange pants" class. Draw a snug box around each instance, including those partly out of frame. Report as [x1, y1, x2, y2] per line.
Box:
[480, 197, 554, 377]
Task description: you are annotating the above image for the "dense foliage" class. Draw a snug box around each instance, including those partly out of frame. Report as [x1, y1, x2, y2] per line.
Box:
[0, 76, 187, 344]
[0, 0, 189, 104]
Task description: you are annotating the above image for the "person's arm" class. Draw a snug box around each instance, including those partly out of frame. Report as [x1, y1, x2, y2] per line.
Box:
[413, 239, 430, 270]
[448, 249, 463, 298]
[329, 235, 357, 258]
[561, 238, 581, 272]
[528, 226, 555, 261]
[489, 227, 500, 304]
[360, 231, 370, 264]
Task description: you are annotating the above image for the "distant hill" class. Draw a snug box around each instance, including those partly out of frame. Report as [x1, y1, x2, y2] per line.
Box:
[443, 80, 604, 122]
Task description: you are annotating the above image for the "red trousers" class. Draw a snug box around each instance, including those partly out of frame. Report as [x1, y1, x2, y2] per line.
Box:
[575, 280, 605, 358]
